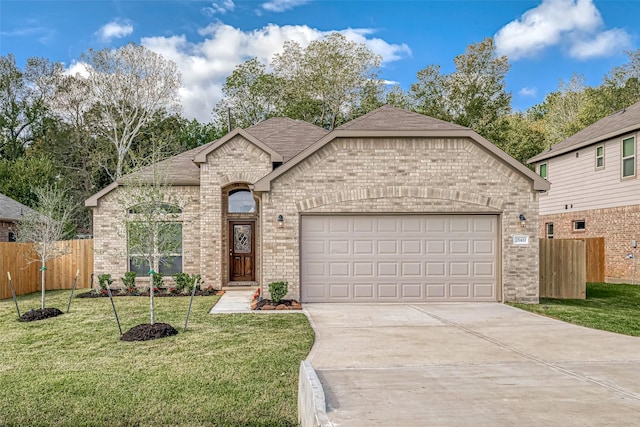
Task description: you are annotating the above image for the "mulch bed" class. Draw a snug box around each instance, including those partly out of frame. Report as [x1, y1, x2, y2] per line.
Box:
[121, 323, 178, 341]
[19, 307, 64, 322]
[253, 299, 302, 311]
[77, 289, 223, 298]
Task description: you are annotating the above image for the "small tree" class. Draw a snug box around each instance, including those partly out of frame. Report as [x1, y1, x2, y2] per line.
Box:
[115, 137, 186, 325]
[17, 185, 74, 309]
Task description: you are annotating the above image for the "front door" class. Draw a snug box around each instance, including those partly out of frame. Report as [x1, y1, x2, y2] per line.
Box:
[229, 221, 255, 281]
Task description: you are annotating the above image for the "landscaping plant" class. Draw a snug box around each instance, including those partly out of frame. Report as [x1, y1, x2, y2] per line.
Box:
[121, 271, 137, 293]
[97, 273, 113, 294]
[268, 281, 288, 303]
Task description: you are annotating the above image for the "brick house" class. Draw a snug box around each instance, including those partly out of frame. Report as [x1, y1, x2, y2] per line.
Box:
[0, 192, 37, 242]
[529, 100, 640, 283]
[86, 106, 548, 303]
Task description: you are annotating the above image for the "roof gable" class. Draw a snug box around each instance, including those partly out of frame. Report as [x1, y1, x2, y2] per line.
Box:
[529, 100, 640, 163]
[254, 105, 549, 192]
[0, 192, 37, 222]
[245, 117, 328, 162]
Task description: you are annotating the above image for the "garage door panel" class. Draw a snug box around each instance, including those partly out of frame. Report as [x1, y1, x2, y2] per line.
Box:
[329, 284, 350, 298]
[426, 284, 446, 298]
[378, 284, 398, 298]
[401, 283, 422, 298]
[301, 215, 497, 302]
[353, 240, 374, 254]
[354, 284, 374, 298]
[450, 240, 470, 254]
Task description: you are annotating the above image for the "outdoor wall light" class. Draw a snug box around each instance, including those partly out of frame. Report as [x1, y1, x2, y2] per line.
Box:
[277, 214, 284, 228]
[519, 214, 527, 228]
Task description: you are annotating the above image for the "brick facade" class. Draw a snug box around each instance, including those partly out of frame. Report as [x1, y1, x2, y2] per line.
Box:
[540, 204, 640, 283]
[89, 110, 544, 302]
[0, 221, 16, 242]
[261, 137, 541, 303]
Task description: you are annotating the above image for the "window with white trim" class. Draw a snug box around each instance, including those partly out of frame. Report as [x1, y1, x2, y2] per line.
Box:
[546, 223, 554, 239]
[573, 220, 586, 231]
[622, 136, 635, 178]
[539, 163, 547, 179]
[595, 145, 604, 170]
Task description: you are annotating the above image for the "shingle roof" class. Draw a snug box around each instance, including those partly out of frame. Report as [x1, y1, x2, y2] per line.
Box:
[529, 100, 640, 163]
[0, 192, 37, 222]
[337, 104, 467, 131]
[245, 117, 328, 162]
[123, 143, 208, 185]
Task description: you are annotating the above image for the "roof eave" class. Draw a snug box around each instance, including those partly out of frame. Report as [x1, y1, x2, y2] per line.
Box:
[528, 124, 640, 163]
[85, 182, 120, 207]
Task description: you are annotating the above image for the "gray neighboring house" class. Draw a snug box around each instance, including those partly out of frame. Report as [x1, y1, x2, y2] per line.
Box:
[0, 192, 37, 242]
[86, 105, 549, 303]
[529, 100, 640, 283]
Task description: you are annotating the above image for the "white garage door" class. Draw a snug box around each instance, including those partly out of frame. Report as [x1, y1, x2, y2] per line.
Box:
[301, 215, 498, 302]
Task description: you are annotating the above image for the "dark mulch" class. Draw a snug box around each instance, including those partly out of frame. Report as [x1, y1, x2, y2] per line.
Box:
[254, 299, 302, 310]
[121, 323, 179, 341]
[19, 307, 64, 322]
[77, 289, 223, 298]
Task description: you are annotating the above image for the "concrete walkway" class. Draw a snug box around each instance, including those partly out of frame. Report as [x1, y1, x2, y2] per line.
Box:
[209, 289, 255, 313]
[304, 303, 640, 426]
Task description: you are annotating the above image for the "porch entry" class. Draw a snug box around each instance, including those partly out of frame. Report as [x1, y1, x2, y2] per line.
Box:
[228, 221, 255, 281]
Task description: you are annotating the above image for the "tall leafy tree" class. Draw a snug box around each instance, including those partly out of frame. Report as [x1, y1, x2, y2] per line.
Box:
[410, 38, 511, 142]
[273, 33, 383, 129]
[80, 43, 181, 180]
[539, 73, 588, 146]
[213, 58, 282, 129]
[0, 55, 60, 160]
[215, 33, 384, 130]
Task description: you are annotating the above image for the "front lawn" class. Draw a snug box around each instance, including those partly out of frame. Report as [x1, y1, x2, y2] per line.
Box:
[0, 290, 314, 426]
[510, 282, 640, 337]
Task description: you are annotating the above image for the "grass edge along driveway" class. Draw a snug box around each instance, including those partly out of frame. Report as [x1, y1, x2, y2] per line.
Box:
[510, 282, 640, 337]
[0, 290, 314, 426]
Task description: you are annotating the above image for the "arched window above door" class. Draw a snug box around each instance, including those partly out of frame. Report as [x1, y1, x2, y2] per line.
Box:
[228, 190, 256, 213]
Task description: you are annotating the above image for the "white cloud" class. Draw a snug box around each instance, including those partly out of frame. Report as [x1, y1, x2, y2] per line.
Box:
[494, 0, 630, 60]
[568, 28, 632, 60]
[204, 0, 235, 16]
[96, 19, 133, 43]
[518, 87, 537, 97]
[262, 0, 310, 13]
[141, 23, 411, 122]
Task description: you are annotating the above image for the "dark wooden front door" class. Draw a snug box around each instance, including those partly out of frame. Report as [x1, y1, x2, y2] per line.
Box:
[229, 221, 255, 281]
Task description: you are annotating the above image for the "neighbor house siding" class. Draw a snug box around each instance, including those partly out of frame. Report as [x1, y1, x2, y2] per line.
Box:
[539, 131, 640, 216]
[260, 137, 541, 303]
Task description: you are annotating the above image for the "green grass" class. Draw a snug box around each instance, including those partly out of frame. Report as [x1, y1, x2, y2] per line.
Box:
[0, 290, 314, 426]
[510, 282, 640, 337]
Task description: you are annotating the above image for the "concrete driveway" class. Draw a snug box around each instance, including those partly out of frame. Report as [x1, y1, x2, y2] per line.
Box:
[304, 303, 640, 426]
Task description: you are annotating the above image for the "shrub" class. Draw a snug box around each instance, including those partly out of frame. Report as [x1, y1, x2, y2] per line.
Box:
[121, 271, 137, 292]
[174, 273, 203, 293]
[97, 274, 113, 291]
[268, 281, 288, 303]
[151, 272, 164, 289]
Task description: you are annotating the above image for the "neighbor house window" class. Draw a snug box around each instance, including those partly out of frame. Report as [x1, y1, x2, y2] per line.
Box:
[546, 223, 554, 239]
[595, 145, 604, 169]
[539, 163, 547, 179]
[128, 222, 183, 276]
[573, 220, 586, 231]
[622, 136, 635, 178]
[228, 190, 256, 213]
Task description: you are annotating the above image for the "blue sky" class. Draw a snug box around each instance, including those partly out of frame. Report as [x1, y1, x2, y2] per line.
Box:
[1, 0, 638, 123]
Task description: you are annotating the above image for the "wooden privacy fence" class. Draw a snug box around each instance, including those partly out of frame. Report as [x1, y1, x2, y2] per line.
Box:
[0, 239, 93, 300]
[582, 237, 605, 283]
[539, 239, 586, 299]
